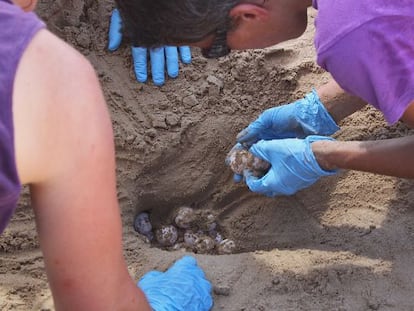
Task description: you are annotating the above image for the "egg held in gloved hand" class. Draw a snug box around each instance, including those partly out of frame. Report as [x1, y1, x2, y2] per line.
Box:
[226, 147, 270, 178]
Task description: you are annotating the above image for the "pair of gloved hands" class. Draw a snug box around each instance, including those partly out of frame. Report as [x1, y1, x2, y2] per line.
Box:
[108, 8, 337, 198]
[108, 9, 191, 86]
[230, 89, 340, 197]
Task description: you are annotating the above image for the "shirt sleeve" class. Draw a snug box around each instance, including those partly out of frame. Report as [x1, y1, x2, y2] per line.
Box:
[316, 16, 414, 124]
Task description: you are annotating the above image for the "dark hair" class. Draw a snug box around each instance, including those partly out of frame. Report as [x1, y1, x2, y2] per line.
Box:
[115, 0, 240, 48]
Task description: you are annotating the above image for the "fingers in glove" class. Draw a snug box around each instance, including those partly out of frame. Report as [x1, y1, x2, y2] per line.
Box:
[131, 47, 149, 83]
[164, 46, 179, 78]
[165, 256, 212, 290]
[179, 46, 192, 64]
[247, 140, 271, 164]
[149, 47, 166, 86]
[236, 127, 260, 148]
[137, 271, 163, 286]
[243, 168, 258, 184]
[233, 174, 243, 183]
[108, 9, 122, 51]
[138, 256, 213, 311]
[243, 168, 278, 197]
[165, 256, 202, 278]
[170, 255, 197, 268]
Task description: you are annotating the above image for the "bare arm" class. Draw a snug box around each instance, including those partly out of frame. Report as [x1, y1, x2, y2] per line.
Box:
[316, 79, 367, 123]
[311, 76, 414, 178]
[13, 29, 151, 311]
[312, 101, 414, 178]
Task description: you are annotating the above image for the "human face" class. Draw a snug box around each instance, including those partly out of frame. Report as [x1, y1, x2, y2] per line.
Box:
[194, 0, 310, 58]
[198, 0, 268, 58]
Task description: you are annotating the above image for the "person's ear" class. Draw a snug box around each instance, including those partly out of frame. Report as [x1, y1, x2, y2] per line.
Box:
[12, 0, 37, 11]
[229, 3, 269, 23]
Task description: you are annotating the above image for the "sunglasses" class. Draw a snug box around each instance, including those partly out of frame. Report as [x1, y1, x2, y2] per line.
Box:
[201, 26, 231, 59]
[200, 0, 267, 59]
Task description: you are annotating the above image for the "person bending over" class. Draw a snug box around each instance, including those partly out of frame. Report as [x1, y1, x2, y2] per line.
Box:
[113, 0, 414, 196]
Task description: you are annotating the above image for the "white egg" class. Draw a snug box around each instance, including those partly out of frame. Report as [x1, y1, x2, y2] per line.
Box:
[134, 212, 153, 240]
[195, 236, 215, 254]
[174, 206, 196, 229]
[155, 225, 178, 246]
[183, 230, 199, 248]
[227, 148, 270, 177]
[209, 230, 223, 243]
[217, 239, 236, 255]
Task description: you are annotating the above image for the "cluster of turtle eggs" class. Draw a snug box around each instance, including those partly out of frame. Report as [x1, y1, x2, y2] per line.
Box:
[134, 206, 236, 255]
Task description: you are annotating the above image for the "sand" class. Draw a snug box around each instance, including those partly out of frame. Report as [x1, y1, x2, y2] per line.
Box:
[1, 1, 414, 310]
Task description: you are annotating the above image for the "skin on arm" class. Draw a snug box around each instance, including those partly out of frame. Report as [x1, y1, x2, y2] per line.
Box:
[312, 101, 414, 178]
[401, 100, 414, 128]
[13, 29, 151, 311]
[312, 78, 414, 178]
[316, 79, 367, 123]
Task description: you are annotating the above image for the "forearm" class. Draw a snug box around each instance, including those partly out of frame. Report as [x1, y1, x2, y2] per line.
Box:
[312, 135, 414, 178]
[33, 183, 152, 311]
[316, 79, 367, 123]
[15, 30, 152, 310]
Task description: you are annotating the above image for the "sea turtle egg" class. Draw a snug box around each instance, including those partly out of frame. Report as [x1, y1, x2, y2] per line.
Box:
[195, 236, 215, 254]
[209, 230, 223, 243]
[174, 206, 196, 229]
[183, 230, 199, 248]
[155, 225, 178, 247]
[134, 212, 152, 235]
[217, 239, 236, 255]
[206, 214, 217, 231]
[227, 148, 270, 177]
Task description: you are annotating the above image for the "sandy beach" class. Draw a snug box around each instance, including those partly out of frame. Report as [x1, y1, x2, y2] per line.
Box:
[1, 1, 414, 310]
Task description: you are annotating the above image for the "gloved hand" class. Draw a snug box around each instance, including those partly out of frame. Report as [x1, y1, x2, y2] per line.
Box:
[243, 135, 337, 197]
[108, 9, 192, 86]
[138, 256, 213, 311]
[236, 89, 340, 148]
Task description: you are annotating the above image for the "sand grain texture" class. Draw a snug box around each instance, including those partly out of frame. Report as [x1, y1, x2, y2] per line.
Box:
[1, 2, 414, 310]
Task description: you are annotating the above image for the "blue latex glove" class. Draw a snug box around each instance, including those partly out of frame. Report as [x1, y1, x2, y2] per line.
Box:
[108, 9, 192, 86]
[244, 135, 337, 197]
[237, 89, 340, 148]
[138, 256, 213, 311]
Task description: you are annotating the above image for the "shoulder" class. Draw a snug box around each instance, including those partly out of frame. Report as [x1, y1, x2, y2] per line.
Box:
[316, 16, 414, 124]
[13, 29, 111, 184]
[314, 1, 414, 54]
[17, 29, 98, 96]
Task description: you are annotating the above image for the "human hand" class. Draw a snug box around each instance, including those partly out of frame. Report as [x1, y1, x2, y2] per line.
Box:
[236, 89, 339, 148]
[138, 256, 213, 311]
[108, 9, 192, 86]
[243, 136, 337, 197]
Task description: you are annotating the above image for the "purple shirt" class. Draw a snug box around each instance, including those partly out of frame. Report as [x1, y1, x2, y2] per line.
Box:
[313, 0, 414, 124]
[0, 0, 45, 233]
